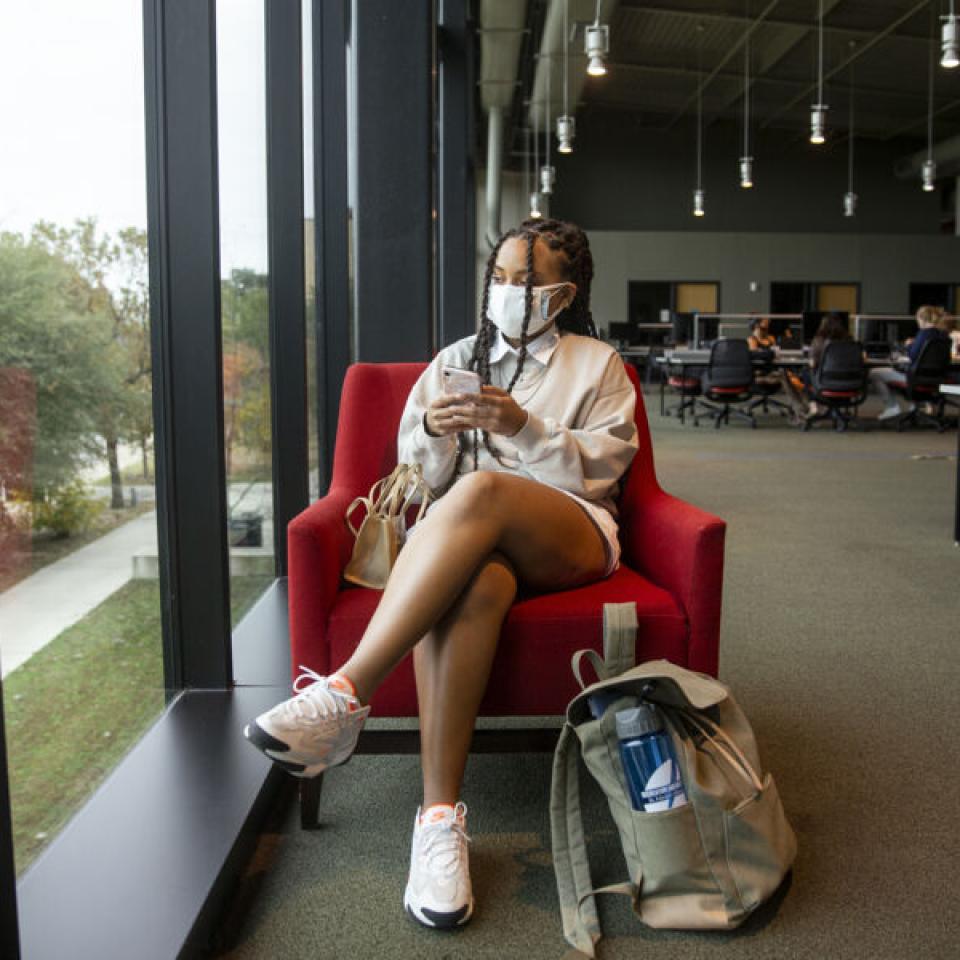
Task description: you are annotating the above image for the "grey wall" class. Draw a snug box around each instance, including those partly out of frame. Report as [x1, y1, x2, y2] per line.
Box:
[585, 230, 960, 329]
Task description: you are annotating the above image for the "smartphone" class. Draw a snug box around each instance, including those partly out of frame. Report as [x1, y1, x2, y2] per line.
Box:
[442, 365, 482, 395]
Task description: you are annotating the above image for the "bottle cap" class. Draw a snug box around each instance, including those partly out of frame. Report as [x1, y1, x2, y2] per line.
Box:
[615, 702, 663, 740]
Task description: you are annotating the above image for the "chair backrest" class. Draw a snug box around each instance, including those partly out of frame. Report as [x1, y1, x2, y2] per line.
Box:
[707, 338, 753, 387]
[909, 335, 951, 387]
[816, 340, 865, 392]
[329, 356, 659, 513]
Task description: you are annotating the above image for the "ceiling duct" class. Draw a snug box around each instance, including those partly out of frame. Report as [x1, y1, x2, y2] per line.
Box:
[479, 0, 528, 249]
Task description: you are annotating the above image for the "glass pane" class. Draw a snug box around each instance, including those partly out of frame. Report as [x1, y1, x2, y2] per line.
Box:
[216, 0, 275, 623]
[304, 0, 320, 501]
[0, 0, 165, 875]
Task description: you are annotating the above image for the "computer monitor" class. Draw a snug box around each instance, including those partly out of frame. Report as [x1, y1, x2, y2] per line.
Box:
[767, 317, 802, 348]
[608, 321, 633, 345]
[671, 312, 693, 345]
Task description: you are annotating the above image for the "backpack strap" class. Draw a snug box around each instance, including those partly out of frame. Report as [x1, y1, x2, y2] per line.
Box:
[550, 721, 601, 958]
[602, 601, 637, 678]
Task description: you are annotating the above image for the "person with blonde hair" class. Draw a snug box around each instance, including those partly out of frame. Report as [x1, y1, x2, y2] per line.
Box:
[869, 304, 949, 420]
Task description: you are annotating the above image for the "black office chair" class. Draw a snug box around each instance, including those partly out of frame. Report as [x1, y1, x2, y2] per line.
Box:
[803, 340, 867, 432]
[745, 348, 792, 418]
[693, 339, 757, 429]
[889, 337, 952, 432]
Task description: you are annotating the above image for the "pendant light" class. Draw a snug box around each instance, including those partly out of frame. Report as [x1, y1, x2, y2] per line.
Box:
[810, 0, 828, 144]
[585, 0, 609, 77]
[739, 5, 753, 188]
[843, 49, 857, 217]
[942, 1, 959, 68]
[693, 23, 705, 217]
[529, 103, 542, 218]
[924, 4, 937, 192]
[540, 53, 556, 195]
[556, 0, 575, 153]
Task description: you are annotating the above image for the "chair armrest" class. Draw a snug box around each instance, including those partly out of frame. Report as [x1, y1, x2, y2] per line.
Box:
[287, 487, 356, 679]
[623, 491, 726, 677]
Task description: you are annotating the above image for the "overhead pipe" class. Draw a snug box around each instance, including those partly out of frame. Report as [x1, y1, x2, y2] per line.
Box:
[485, 106, 504, 249]
[895, 132, 960, 180]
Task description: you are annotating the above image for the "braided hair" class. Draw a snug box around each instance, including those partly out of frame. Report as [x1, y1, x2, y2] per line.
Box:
[432, 217, 599, 498]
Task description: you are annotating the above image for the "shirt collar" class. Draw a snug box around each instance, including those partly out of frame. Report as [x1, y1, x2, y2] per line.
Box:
[488, 322, 561, 367]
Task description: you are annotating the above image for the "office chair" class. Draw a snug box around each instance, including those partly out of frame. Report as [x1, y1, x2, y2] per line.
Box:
[693, 339, 757, 429]
[889, 337, 952, 432]
[802, 340, 867, 432]
[745, 349, 792, 418]
[664, 372, 702, 419]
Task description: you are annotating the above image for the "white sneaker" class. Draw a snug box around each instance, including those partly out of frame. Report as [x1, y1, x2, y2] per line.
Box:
[404, 801, 474, 929]
[877, 404, 902, 421]
[243, 666, 371, 778]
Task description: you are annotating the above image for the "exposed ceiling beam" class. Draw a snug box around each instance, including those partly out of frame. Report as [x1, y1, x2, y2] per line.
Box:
[760, 0, 932, 130]
[603, 59, 942, 105]
[657, 0, 786, 131]
[693, 0, 847, 131]
[617, 1, 931, 43]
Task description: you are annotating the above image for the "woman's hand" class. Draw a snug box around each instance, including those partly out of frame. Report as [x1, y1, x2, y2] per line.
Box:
[424, 385, 528, 437]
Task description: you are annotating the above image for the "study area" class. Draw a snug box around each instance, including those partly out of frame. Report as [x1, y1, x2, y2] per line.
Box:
[1, 2, 958, 960]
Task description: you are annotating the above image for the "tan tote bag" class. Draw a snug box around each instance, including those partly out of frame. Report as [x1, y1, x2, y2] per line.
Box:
[343, 463, 432, 590]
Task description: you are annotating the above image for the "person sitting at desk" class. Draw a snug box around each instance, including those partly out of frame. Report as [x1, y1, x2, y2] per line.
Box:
[784, 312, 855, 419]
[747, 316, 776, 351]
[936, 310, 960, 386]
[870, 305, 949, 420]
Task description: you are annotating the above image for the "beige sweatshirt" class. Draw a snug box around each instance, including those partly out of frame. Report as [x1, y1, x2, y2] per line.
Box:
[396, 325, 640, 519]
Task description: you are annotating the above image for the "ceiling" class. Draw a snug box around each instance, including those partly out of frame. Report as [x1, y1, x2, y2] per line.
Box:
[480, 0, 960, 167]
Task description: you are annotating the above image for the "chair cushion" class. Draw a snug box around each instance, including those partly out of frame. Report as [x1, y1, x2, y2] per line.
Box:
[668, 376, 700, 390]
[819, 389, 860, 398]
[325, 564, 689, 717]
[707, 386, 750, 395]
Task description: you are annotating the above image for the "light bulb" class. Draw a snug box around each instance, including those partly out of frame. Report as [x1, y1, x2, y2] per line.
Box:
[843, 191, 857, 217]
[942, 16, 959, 68]
[556, 115, 575, 154]
[693, 188, 705, 217]
[922, 159, 936, 192]
[584, 24, 609, 77]
[810, 105, 828, 144]
[539, 165, 556, 195]
[739, 156, 753, 189]
[529, 192, 542, 218]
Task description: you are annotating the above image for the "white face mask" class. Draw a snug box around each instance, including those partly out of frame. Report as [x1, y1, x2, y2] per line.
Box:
[486, 282, 571, 339]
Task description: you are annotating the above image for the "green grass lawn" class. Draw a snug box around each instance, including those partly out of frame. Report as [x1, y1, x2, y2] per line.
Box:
[4, 573, 273, 876]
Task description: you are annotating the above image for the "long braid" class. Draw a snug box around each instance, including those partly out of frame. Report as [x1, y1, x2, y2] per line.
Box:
[431, 219, 596, 498]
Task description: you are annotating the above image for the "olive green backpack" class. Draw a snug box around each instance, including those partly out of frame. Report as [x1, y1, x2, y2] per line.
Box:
[550, 603, 797, 958]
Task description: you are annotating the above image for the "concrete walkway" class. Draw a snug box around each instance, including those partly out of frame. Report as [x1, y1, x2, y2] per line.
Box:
[0, 511, 159, 680]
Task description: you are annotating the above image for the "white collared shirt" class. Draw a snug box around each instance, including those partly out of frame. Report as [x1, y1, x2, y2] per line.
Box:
[487, 321, 561, 367]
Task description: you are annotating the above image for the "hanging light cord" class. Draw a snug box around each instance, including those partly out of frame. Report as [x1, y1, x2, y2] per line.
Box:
[697, 30, 703, 190]
[928, 0, 935, 163]
[848, 59, 854, 192]
[546, 52, 551, 170]
[594, 0, 602, 27]
[563, 0, 569, 115]
[743, 1, 750, 158]
[817, 0, 824, 105]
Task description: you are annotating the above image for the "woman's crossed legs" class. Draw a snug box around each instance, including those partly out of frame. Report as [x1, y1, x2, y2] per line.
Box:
[337, 470, 609, 805]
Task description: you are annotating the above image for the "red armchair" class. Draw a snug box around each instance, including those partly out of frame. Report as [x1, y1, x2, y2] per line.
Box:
[287, 361, 725, 826]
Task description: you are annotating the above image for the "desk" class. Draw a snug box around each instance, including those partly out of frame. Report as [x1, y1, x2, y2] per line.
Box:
[941, 384, 960, 544]
[655, 352, 808, 423]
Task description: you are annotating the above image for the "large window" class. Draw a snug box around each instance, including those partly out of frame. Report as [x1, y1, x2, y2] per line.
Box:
[0, 0, 165, 875]
[216, 0, 275, 623]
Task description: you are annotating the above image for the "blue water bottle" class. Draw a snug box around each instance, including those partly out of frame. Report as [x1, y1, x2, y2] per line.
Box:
[615, 702, 688, 811]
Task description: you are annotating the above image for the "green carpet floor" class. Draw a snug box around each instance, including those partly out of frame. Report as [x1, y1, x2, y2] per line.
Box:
[209, 396, 960, 960]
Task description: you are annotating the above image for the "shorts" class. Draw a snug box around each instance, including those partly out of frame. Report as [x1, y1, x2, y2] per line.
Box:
[404, 484, 621, 579]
